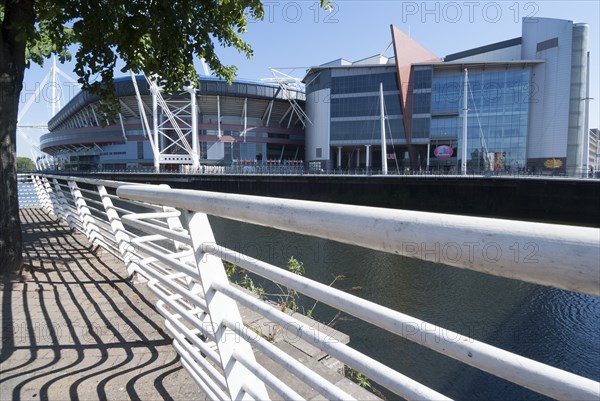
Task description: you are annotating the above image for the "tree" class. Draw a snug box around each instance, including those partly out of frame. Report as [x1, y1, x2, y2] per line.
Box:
[1, 0, 329, 272]
[16, 156, 35, 170]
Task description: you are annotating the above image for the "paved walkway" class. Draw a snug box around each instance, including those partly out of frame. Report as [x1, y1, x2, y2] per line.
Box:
[2, 207, 382, 401]
[1, 208, 207, 400]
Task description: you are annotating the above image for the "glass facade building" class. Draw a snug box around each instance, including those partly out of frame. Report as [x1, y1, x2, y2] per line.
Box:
[330, 70, 404, 143]
[422, 65, 531, 173]
[304, 61, 534, 173]
[304, 64, 407, 170]
[303, 18, 590, 175]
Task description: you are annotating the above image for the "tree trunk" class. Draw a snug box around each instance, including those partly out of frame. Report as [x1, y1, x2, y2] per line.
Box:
[0, 0, 35, 273]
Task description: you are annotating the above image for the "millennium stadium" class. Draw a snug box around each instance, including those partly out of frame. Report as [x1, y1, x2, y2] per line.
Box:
[40, 75, 306, 171]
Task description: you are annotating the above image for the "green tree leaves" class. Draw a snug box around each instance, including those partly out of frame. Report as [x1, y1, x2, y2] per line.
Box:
[20, 0, 268, 122]
[16, 157, 36, 171]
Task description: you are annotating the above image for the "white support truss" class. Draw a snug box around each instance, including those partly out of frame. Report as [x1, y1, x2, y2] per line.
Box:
[130, 72, 200, 170]
[262, 68, 312, 128]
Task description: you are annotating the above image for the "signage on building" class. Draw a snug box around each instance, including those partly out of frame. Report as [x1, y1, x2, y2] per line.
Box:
[434, 145, 454, 159]
[544, 159, 563, 169]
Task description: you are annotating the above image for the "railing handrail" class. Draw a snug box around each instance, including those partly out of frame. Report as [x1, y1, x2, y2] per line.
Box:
[41, 173, 135, 189]
[116, 185, 600, 297]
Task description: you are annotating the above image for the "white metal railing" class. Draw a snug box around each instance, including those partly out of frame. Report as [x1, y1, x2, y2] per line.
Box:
[20, 173, 600, 401]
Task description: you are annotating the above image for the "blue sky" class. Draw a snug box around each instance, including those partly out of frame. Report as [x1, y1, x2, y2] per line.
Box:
[17, 0, 600, 158]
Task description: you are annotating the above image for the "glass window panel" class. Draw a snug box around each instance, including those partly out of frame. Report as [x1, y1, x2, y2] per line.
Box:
[431, 67, 530, 171]
[412, 93, 431, 114]
[411, 118, 430, 139]
[331, 72, 399, 95]
[413, 68, 432, 90]
[330, 117, 405, 141]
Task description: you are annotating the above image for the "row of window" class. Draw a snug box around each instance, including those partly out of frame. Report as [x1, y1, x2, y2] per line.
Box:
[331, 72, 399, 95]
[330, 117, 405, 142]
[331, 95, 402, 118]
[200, 141, 302, 161]
[413, 69, 433, 90]
[431, 69, 532, 114]
[199, 130, 303, 142]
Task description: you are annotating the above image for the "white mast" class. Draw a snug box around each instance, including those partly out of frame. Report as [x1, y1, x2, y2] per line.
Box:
[461, 68, 468, 175]
[186, 84, 199, 170]
[380, 82, 388, 175]
[51, 56, 58, 117]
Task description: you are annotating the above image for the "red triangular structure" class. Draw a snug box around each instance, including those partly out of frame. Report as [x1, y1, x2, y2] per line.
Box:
[390, 25, 441, 142]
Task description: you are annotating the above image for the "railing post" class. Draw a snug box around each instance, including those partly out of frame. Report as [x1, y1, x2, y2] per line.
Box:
[97, 184, 138, 277]
[33, 175, 55, 216]
[68, 181, 101, 248]
[42, 176, 61, 217]
[179, 209, 270, 401]
[156, 184, 189, 253]
[154, 185, 216, 353]
[162, 202, 216, 350]
[52, 178, 78, 230]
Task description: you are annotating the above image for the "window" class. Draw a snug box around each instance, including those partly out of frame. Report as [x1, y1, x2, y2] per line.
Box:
[137, 141, 144, 159]
[330, 118, 405, 141]
[411, 118, 430, 139]
[331, 72, 399, 95]
[431, 116, 459, 139]
[316, 148, 322, 158]
[413, 68, 432, 90]
[536, 37, 558, 52]
[330, 95, 402, 118]
[412, 93, 431, 114]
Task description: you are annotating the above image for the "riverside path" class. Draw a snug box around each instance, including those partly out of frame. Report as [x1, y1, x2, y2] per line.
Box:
[1, 208, 209, 400]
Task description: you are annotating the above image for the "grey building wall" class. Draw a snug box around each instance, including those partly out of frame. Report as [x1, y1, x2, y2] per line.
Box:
[447, 44, 522, 63]
[522, 18, 574, 166]
[566, 23, 590, 175]
[305, 87, 331, 164]
[305, 70, 333, 166]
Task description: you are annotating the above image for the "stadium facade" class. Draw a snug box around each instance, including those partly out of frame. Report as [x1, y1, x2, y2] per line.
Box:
[41, 76, 305, 170]
[41, 17, 592, 175]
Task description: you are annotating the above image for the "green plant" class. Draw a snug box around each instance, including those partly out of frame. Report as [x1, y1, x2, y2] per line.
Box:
[344, 365, 372, 389]
[224, 261, 237, 278]
[276, 256, 305, 312]
[224, 260, 265, 297]
[287, 256, 304, 275]
[238, 274, 265, 297]
[16, 157, 36, 171]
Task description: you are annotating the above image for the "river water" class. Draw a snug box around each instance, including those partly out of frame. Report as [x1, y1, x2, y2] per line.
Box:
[209, 216, 600, 401]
